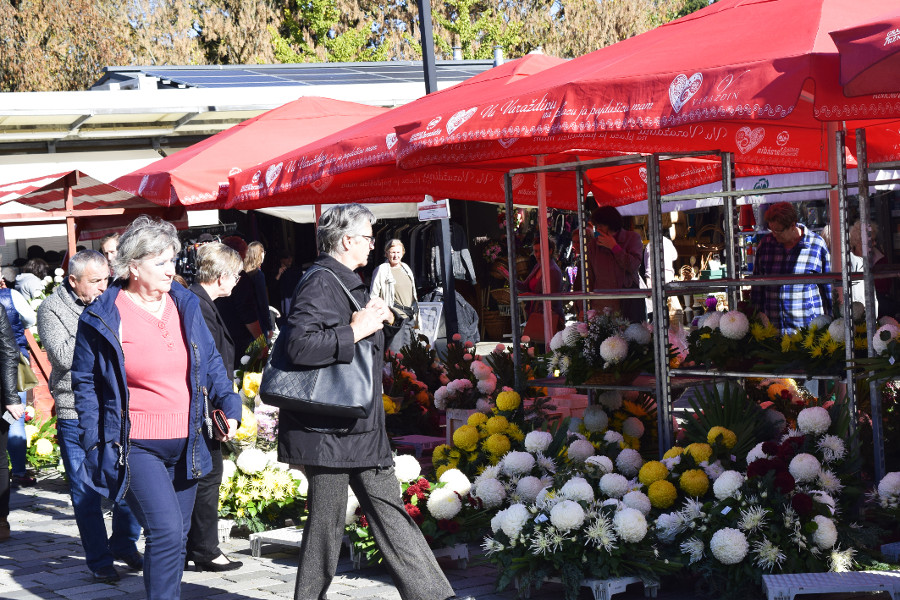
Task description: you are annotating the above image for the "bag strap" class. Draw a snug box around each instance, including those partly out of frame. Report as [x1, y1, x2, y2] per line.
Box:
[298, 264, 363, 312]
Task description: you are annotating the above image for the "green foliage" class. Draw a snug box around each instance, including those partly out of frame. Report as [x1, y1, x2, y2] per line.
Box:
[25, 415, 60, 471]
[680, 381, 769, 462]
[433, 0, 520, 59]
[273, 0, 389, 63]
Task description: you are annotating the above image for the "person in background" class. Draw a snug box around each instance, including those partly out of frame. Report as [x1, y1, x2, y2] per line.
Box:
[751, 202, 831, 333]
[99, 233, 120, 280]
[244, 241, 273, 340]
[643, 233, 678, 322]
[582, 205, 646, 322]
[37, 250, 143, 582]
[370, 238, 419, 353]
[72, 216, 241, 599]
[185, 243, 244, 572]
[216, 236, 255, 367]
[0, 305, 22, 541]
[274, 249, 302, 319]
[849, 220, 893, 318]
[497, 239, 565, 325]
[278, 204, 472, 600]
[15, 258, 49, 301]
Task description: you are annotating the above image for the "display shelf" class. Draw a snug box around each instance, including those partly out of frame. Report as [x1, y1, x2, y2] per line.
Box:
[530, 375, 712, 393]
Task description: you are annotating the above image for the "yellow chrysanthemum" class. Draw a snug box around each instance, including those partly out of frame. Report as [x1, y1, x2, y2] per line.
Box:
[810, 345, 823, 358]
[448, 449, 462, 461]
[435, 464, 453, 479]
[679, 469, 710, 497]
[824, 339, 841, 355]
[452, 425, 480, 451]
[707, 426, 737, 449]
[638, 461, 669, 485]
[623, 435, 640, 450]
[23, 424, 39, 444]
[234, 405, 257, 441]
[663, 446, 684, 459]
[802, 331, 816, 349]
[700, 333, 711, 340]
[467, 412, 489, 427]
[432, 444, 450, 462]
[506, 423, 525, 442]
[780, 336, 794, 353]
[684, 442, 713, 464]
[767, 384, 787, 401]
[648, 480, 678, 509]
[34, 438, 54, 456]
[496, 390, 522, 411]
[242, 372, 262, 398]
[382, 395, 397, 415]
[485, 415, 509, 436]
[484, 433, 511, 457]
[854, 336, 867, 350]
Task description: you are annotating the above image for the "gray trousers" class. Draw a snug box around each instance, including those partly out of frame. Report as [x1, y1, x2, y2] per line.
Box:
[295, 465, 455, 600]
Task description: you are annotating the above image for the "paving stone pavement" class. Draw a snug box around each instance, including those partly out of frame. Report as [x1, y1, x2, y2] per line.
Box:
[0, 470, 889, 600]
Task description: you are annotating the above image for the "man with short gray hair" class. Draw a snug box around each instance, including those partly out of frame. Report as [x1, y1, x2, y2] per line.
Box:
[37, 250, 142, 582]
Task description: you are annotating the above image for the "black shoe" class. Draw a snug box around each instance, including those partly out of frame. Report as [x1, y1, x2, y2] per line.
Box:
[192, 555, 242, 572]
[92, 565, 121, 583]
[114, 551, 143, 570]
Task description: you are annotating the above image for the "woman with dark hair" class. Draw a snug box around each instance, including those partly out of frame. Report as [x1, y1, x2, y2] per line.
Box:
[15, 258, 49, 301]
[583, 205, 646, 322]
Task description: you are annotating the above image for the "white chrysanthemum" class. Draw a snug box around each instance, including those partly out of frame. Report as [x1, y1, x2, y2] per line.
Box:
[753, 538, 786, 571]
[490, 511, 504, 533]
[789, 453, 821, 483]
[433, 387, 449, 410]
[661, 455, 682, 470]
[597, 390, 624, 411]
[873, 324, 900, 355]
[475, 398, 493, 413]
[613, 507, 648, 542]
[549, 330, 568, 351]
[812, 491, 837, 516]
[599, 335, 629, 364]
[471, 360, 492, 380]
[781, 428, 803, 442]
[291, 469, 309, 495]
[719, 311, 750, 340]
[563, 323, 582, 344]
[585, 455, 614, 475]
[738, 506, 768, 532]
[568, 439, 595, 462]
[621, 417, 644, 439]
[710, 528, 750, 565]
[499, 503, 530, 539]
[816, 470, 843, 496]
[524, 430, 553, 454]
[475, 478, 507, 508]
[746, 442, 768, 464]
[550, 499, 586, 532]
[536, 487, 559, 510]
[427, 487, 462, 520]
[655, 512, 685, 542]
[796, 406, 832, 436]
[812, 515, 838, 549]
[703, 460, 725, 481]
[221, 459, 237, 481]
[604, 430, 625, 445]
[615, 448, 643, 477]
[681, 537, 706, 564]
[599, 473, 630, 499]
[702, 311, 722, 330]
[345, 492, 360, 525]
[713, 471, 744, 500]
[515, 476, 545, 504]
[236, 448, 267, 475]
[558, 355, 571, 374]
[877, 472, 900, 499]
[560, 477, 595, 503]
[535, 452, 557, 475]
[810, 314, 833, 330]
[477, 374, 497, 395]
[475, 465, 500, 484]
[583, 405, 609, 432]
[394, 454, 422, 483]
[624, 323, 651, 345]
[501, 451, 536, 476]
[827, 318, 846, 341]
[830, 547, 856, 572]
[439, 468, 472, 495]
[622, 490, 652, 516]
[851, 301, 865, 322]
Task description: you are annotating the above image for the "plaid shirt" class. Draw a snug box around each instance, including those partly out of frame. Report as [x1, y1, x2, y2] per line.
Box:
[751, 224, 832, 333]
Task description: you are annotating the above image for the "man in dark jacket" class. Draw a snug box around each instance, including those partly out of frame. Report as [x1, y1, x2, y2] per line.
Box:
[0, 305, 22, 541]
[276, 204, 470, 600]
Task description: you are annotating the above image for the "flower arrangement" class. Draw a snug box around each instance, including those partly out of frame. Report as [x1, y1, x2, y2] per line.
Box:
[394, 334, 445, 393]
[26, 269, 65, 310]
[24, 414, 59, 470]
[218, 447, 308, 533]
[236, 334, 269, 385]
[382, 352, 439, 435]
[546, 310, 654, 385]
[754, 313, 862, 376]
[433, 339, 499, 411]
[483, 241, 503, 264]
[572, 390, 658, 455]
[685, 305, 769, 371]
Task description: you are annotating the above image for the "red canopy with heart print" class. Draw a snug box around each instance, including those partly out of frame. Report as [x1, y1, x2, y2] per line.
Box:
[830, 10, 900, 96]
[394, 0, 900, 175]
[226, 54, 577, 209]
[112, 96, 388, 208]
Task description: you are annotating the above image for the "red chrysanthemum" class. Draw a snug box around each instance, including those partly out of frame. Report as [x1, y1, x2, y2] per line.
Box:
[761, 441, 779, 455]
[405, 504, 424, 524]
[359, 515, 369, 528]
[774, 470, 796, 494]
[791, 492, 813, 516]
[746, 458, 772, 478]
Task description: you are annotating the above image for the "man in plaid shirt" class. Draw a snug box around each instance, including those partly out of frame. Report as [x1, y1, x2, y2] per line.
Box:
[751, 202, 832, 333]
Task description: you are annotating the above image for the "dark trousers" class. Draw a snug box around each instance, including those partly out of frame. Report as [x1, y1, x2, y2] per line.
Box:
[295, 465, 455, 600]
[0, 419, 8, 519]
[185, 441, 223, 562]
[126, 438, 198, 600]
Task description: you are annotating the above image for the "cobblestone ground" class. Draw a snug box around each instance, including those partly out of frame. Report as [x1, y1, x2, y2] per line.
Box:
[0, 470, 889, 600]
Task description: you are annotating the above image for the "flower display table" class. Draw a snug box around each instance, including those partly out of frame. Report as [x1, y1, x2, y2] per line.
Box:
[349, 542, 469, 570]
[218, 519, 235, 543]
[391, 434, 445, 458]
[761, 571, 900, 600]
[517, 575, 659, 600]
[249, 525, 304, 557]
[444, 408, 477, 445]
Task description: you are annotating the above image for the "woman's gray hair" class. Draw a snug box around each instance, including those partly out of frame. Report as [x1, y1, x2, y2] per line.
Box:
[317, 204, 376, 255]
[384, 238, 405, 257]
[113, 215, 181, 281]
[195, 243, 242, 284]
[68, 250, 107, 279]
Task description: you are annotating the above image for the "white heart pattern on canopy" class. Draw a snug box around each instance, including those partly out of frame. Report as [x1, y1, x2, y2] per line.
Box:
[265, 163, 283, 188]
[669, 73, 703, 113]
[735, 126, 765, 154]
[446, 107, 477, 135]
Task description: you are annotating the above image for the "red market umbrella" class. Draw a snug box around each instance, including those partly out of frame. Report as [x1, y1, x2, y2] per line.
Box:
[394, 0, 900, 176]
[830, 11, 900, 96]
[113, 97, 388, 208]
[226, 54, 580, 209]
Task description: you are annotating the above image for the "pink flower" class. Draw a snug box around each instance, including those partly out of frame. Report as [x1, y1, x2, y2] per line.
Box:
[395, 353, 404, 360]
[527, 348, 535, 356]
[823, 400, 834, 409]
[586, 310, 597, 320]
[495, 344, 506, 353]
[452, 333, 462, 341]
[576, 323, 589, 335]
[465, 341, 474, 348]
[521, 335, 531, 344]
[760, 401, 774, 409]
[463, 353, 473, 361]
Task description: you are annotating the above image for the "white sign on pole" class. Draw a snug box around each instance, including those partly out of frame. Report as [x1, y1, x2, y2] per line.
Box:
[416, 302, 444, 345]
[417, 195, 450, 221]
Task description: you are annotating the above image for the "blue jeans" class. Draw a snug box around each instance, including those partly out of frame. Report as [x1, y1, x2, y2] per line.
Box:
[56, 418, 142, 572]
[126, 438, 197, 600]
[8, 391, 27, 476]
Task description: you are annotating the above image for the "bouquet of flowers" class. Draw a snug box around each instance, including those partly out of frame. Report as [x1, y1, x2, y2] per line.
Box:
[546, 310, 654, 385]
[755, 313, 862, 376]
[483, 241, 503, 264]
[395, 334, 445, 393]
[685, 306, 769, 371]
[218, 447, 308, 532]
[571, 390, 658, 455]
[24, 414, 59, 471]
[382, 353, 439, 435]
[433, 339, 499, 411]
[26, 269, 65, 311]
[853, 316, 900, 382]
